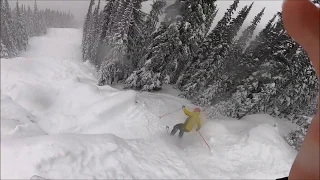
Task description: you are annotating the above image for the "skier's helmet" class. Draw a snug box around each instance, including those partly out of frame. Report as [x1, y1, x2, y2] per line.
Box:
[194, 108, 201, 112]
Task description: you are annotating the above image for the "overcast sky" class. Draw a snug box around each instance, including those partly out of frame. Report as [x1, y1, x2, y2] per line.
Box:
[9, 0, 284, 29]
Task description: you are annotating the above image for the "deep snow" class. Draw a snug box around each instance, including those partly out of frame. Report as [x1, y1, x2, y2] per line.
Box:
[1, 28, 297, 179]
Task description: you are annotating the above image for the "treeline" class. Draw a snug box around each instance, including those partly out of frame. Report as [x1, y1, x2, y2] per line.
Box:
[82, 0, 319, 149]
[0, 0, 75, 58]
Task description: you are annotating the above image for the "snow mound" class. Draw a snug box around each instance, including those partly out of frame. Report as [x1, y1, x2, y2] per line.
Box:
[1, 95, 47, 138]
[1, 28, 297, 179]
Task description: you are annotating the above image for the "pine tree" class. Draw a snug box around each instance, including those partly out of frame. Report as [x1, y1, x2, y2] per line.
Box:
[225, 7, 265, 71]
[90, 0, 102, 66]
[214, 14, 281, 118]
[204, 3, 219, 36]
[98, 0, 138, 86]
[82, 0, 95, 61]
[193, 3, 254, 105]
[83, 0, 95, 37]
[207, 12, 319, 120]
[207, 0, 239, 48]
[144, 0, 167, 37]
[238, 8, 265, 50]
[125, 23, 172, 90]
[97, 0, 169, 87]
[39, 10, 47, 34]
[0, 0, 7, 57]
[15, 0, 28, 51]
[173, 0, 218, 85]
[20, 4, 29, 38]
[267, 34, 317, 119]
[1, 0, 19, 57]
[125, 0, 218, 90]
[182, 0, 218, 49]
[0, 39, 9, 58]
[219, 13, 278, 96]
[178, 0, 239, 99]
[26, 6, 33, 36]
[33, 0, 41, 36]
[285, 116, 312, 150]
[126, 0, 148, 72]
[129, 0, 166, 69]
[96, 0, 117, 66]
[207, 7, 265, 103]
[204, 2, 251, 83]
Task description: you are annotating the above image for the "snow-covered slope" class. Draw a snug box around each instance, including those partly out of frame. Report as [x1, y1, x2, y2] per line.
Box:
[1, 28, 297, 179]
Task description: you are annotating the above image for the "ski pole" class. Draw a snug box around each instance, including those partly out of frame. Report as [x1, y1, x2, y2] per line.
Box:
[159, 107, 182, 119]
[198, 131, 211, 150]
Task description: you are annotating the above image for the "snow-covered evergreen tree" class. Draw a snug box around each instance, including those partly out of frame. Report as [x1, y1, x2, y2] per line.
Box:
[130, 0, 166, 69]
[14, 1, 28, 51]
[95, 0, 117, 67]
[89, 0, 102, 66]
[181, 0, 218, 59]
[206, 0, 239, 48]
[1, 0, 19, 57]
[32, 0, 42, 36]
[96, 0, 168, 86]
[25, 6, 33, 37]
[126, 0, 148, 72]
[204, 3, 219, 36]
[204, 13, 318, 122]
[179, 0, 239, 98]
[0, 39, 9, 58]
[125, 20, 184, 90]
[214, 8, 266, 97]
[171, 0, 218, 86]
[144, 0, 167, 38]
[193, 4, 257, 105]
[98, 0, 138, 86]
[203, 14, 283, 118]
[285, 116, 312, 150]
[82, 0, 95, 61]
[206, 3, 253, 80]
[125, 0, 218, 90]
[39, 11, 47, 34]
[225, 7, 265, 72]
[269, 46, 318, 118]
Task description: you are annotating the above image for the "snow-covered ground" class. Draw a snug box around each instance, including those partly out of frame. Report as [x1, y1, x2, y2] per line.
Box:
[1, 28, 297, 179]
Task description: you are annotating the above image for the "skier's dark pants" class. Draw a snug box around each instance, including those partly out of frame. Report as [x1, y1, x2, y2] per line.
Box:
[170, 123, 190, 138]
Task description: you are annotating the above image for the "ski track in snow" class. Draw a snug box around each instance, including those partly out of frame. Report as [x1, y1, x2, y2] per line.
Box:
[1, 28, 297, 179]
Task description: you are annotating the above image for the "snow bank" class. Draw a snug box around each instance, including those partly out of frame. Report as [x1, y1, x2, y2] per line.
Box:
[1, 95, 47, 138]
[1, 134, 202, 179]
[189, 118, 296, 179]
[242, 114, 298, 137]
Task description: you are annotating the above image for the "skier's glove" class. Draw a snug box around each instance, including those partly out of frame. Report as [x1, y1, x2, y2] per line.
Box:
[196, 127, 201, 132]
[182, 105, 185, 108]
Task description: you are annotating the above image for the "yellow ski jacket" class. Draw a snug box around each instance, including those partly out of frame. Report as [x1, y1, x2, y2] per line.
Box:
[182, 107, 202, 132]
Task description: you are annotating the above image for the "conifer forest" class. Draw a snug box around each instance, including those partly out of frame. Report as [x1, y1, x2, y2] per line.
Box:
[81, 0, 319, 150]
[0, 0, 75, 58]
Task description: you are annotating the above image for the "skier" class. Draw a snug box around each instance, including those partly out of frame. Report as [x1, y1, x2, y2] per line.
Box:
[170, 106, 202, 138]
